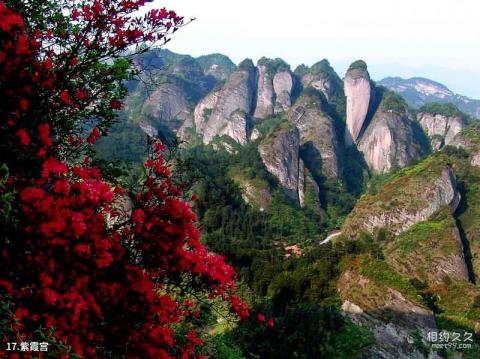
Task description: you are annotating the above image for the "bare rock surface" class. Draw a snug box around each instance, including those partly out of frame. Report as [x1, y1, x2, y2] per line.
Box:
[418, 112, 465, 150]
[258, 125, 304, 204]
[194, 60, 257, 144]
[344, 67, 372, 146]
[358, 110, 425, 173]
[288, 93, 341, 178]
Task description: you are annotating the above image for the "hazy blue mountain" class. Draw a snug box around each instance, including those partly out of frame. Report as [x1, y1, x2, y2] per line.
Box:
[379, 76, 480, 118]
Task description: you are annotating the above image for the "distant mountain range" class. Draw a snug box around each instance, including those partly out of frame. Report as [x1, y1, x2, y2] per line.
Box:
[378, 76, 480, 118]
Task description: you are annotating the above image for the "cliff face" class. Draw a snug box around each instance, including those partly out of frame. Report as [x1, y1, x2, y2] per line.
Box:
[339, 262, 438, 359]
[385, 208, 470, 284]
[140, 83, 192, 136]
[253, 64, 275, 119]
[258, 124, 305, 204]
[418, 112, 465, 150]
[253, 59, 294, 119]
[358, 110, 426, 173]
[273, 70, 294, 114]
[343, 157, 461, 238]
[295, 60, 344, 102]
[194, 60, 257, 144]
[451, 123, 480, 167]
[344, 65, 372, 146]
[288, 92, 341, 178]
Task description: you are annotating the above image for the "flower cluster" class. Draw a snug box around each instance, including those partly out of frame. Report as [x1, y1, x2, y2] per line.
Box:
[0, 1, 247, 358]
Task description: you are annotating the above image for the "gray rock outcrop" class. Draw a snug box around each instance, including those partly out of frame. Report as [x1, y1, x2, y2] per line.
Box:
[140, 82, 192, 134]
[295, 60, 344, 102]
[258, 125, 305, 204]
[288, 93, 341, 178]
[253, 59, 294, 119]
[194, 60, 257, 144]
[273, 70, 294, 113]
[344, 65, 372, 146]
[358, 110, 425, 173]
[343, 165, 461, 238]
[451, 124, 480, 167]
[254, 64, 275, 119]
[418, 112, 465, 150]
[339, 269, 438, 359]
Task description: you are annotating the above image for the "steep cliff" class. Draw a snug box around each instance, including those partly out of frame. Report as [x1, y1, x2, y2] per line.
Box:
[357, 91, 428, 173]
[253, 63, 275, 119]
[258, 122, 304, 204]
[253, 58, 293, 119]
[384, 208, 469, 284]
[273, 70, 294, 114]
[339, 259, 438, 359]
[287, 89, 341, 179]
[418, 111, 466, 151]
[344, 60, 373, 147]
[139, 82, 192, 136]
[342, 155, 461, 239]
[294, 60, 343, 102]
[451, 123, 480, 167]
[194, 59, 257, 144]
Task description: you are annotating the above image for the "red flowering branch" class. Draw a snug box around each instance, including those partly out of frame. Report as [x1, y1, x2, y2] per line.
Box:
[0, 1, 248, 358]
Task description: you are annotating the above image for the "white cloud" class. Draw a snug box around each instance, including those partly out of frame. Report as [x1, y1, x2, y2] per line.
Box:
[151, 0, 480, 96]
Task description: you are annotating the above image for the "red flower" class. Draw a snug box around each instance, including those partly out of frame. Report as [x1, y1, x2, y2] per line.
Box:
[19, 98, 29, 111]
[16, 128, 30, 145]
[38, 123, 53, 146]
[59, 90, 72, 105]
[257, 313, 265, 323]
[69, 57, 79, 66]
[71, 8, 80, 21]
[86, 127, 101, 144]
[110, 99, 122, 109]
[75, 89, 88, 101]
[43, 58, 53, 70]
[42, 157, 68, 178]
[267, 318, 275, 327]
[132, 208, 145, 223]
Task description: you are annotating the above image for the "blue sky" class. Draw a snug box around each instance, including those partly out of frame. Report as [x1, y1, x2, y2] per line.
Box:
[152, 0, 480, 98]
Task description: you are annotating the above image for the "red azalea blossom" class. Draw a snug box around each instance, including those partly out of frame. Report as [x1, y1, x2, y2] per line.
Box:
[87, 127, 101, 144]
[38, 123, 53, 146]
[75, 89, 88, 101]
[110, 99, 122, 109]
[16, 128, 30, 145]
[59, 90, 72, 105]
[0, 2, 244, 358]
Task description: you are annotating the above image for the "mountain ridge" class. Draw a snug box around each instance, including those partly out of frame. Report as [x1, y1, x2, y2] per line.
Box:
[378, 76, 480, 118]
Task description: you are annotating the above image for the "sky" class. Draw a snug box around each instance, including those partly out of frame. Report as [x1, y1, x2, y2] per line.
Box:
[151, 0, 480, 98]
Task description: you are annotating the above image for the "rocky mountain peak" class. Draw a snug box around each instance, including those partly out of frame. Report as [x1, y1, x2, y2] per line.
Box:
[254, 58, 293, 119]
[287, 89, 341, 179]
[344, 60, 373, 146]
[294, 59, 343, 102]
[194, 60, 257, 144]
[196, 53, 236, 81]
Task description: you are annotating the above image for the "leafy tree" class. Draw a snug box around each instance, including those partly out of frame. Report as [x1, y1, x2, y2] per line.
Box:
[0, 1, 248, 357]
